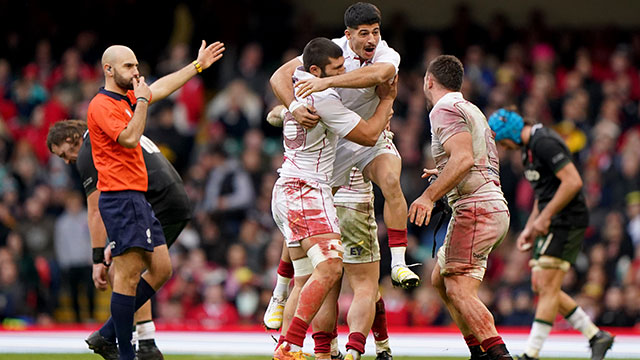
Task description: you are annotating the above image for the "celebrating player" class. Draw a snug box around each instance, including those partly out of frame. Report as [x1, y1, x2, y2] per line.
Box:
[409, 55, 513, 360]
[271, 37, 396, 360]
[270, 2, 420, 289]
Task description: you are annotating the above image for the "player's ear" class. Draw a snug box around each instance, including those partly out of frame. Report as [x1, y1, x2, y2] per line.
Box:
[309, 64, 322, 78]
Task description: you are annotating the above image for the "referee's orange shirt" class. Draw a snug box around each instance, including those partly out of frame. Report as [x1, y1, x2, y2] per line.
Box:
[87, 88, 148, 192]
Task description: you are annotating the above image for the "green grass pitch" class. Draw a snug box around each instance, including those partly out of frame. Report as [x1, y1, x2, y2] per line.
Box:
[0, 355, 593, 360]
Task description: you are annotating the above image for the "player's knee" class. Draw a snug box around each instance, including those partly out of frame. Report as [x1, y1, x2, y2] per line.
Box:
[444, 283, 468, 304]
[380, 171, 401, 194]
[431, 268, 444, 291]
[159, 264, 173, 285]
[319, 258, 343, 284]
[307, 239, 343, 281]
[535, 280, 559, 298]
[117, 271, 142, 292]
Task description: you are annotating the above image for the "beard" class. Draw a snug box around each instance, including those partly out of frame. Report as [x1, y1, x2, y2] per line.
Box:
[424, 92, 434, 113]
[114, 70, 134, 90]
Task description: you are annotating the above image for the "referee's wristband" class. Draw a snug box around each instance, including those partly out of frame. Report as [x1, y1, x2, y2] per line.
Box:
[192, 60, 203, 73]
[136, 97, 149, 104]
[288, 100, 305, 113]
[92, 247, 105, 265]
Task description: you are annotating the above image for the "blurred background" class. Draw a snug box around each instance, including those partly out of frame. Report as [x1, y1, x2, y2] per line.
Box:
[1, 0, 640, 331]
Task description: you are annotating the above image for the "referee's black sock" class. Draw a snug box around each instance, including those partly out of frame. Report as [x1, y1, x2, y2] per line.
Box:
[134, 278, 156, 309]
[99, 279, 157, 342]
[111, 292, 136, 360]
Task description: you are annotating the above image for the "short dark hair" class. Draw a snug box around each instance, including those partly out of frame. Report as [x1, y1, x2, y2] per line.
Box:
[46, 120, 87, 152]
[303, 37, 343, 73]
[427, 55, 464, 91]
[344, 2, 381, 29]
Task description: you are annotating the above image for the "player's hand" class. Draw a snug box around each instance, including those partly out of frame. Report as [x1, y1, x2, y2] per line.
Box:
[196, 40, 226, 70]
[266, 105, 287, 127]
[421, 168, 439, 179]
[375, 75, 398, 101]
[409, 194, 434, 227]
[132, 76, 151, 101]
[517, 227, 535, 252]
[92, 263, 109, 290]
[292, 104, 320, 130]
[531, 215, 551, 238]
[295, 77, 331, 98]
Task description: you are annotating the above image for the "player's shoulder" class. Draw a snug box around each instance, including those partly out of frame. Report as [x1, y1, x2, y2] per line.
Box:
[88, 91, 116, 114]
[294, 69, 339, 101]
[433, 93, 462, 113]
[332, 36, 348, 50]
[532, 126, 567, 150]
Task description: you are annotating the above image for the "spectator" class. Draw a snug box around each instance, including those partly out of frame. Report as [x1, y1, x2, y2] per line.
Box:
[53, 191, 94, 322]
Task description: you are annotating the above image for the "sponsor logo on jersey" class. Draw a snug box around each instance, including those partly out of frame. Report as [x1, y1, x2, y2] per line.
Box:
[525, 169, 540, 181]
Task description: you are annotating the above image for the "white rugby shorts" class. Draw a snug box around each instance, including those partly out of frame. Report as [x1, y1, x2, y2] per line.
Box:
[331, 129, 400, 188]
[271, 177, 340, 246]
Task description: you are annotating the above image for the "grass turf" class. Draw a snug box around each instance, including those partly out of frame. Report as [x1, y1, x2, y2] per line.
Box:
[0, 355, 594, 360]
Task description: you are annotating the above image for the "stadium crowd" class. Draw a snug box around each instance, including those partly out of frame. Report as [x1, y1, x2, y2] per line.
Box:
[1, 3, 640, 331]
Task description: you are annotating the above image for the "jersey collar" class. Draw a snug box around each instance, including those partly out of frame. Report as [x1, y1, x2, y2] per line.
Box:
[98, 87, 135, 110]
[342, 39, 372, 66]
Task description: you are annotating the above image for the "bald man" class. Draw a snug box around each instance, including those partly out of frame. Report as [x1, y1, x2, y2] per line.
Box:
[84, 41, 224, 360]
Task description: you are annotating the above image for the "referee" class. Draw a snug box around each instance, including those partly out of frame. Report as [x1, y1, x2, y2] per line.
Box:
[47, 119, 190, 360]
[78, 42, 222, 360]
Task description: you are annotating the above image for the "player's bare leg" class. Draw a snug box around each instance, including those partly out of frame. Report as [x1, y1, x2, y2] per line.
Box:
[518, 262, 613, 360]
[363, 154, 419, 289]
[432, 264, 485, 360]
[343, 262, 378, 360]
[435, 266, 511, 360]
[274, 235, 343, 359]
[312, 280, 341, 359]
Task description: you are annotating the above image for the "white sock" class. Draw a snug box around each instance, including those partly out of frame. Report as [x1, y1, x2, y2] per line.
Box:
[347, 348, 361, 360]
[565, 306, 599, 340]
[525, 320, 552, 358]
[273, 275, 291, 299]
[330, 336, 339, 356]
[131, 328, 138, 346]
[390, 247, 407, 268]
[288, 342, 302, 352]
[375, 338, 391, 354]
[137, 321, 156, 341]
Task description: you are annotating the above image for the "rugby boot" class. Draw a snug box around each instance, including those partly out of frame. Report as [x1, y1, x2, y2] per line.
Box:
[273, 343, 311, 360]
[589, 330, 614, 360]
[85, 330, 119, 360]
[137, 339, 164, 360]
[390, 264, 420, 289]
[376, 351, 393, 360]
[264, 295, 287, 330]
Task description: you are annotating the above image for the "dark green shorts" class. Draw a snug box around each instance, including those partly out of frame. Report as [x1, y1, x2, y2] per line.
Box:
[533, 226, 585, 264]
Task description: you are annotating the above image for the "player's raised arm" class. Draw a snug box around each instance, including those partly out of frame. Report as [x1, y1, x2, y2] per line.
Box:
[296, 62, 396, 98]
[270, 57, 320, 129]
[149, 40, 225, 104]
